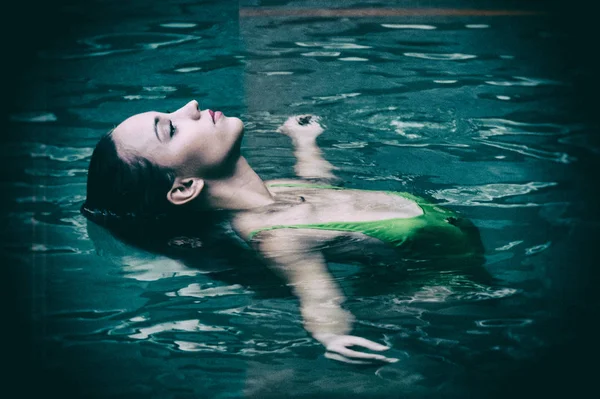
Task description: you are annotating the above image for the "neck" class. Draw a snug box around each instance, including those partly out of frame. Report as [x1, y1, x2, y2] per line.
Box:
[201, 157, 275, 210]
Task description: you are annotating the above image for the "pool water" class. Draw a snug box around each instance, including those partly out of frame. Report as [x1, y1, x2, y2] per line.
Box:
[4, 0, 599, 398]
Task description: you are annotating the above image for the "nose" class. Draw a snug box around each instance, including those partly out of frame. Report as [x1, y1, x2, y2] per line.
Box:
[176, 100, 201, 120]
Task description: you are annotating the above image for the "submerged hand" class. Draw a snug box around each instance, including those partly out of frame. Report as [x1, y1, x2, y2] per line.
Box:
[314, 333, 399, 365]
[277, 115, 324, 142]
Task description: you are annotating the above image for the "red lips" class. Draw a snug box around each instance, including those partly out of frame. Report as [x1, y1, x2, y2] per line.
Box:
[208, 109, 215, 123]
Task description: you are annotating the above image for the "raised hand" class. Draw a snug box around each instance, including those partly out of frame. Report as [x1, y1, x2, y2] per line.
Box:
[277, 114, 324, 143]
[315, 333, 399, 365]
[275, 114, 337, 181]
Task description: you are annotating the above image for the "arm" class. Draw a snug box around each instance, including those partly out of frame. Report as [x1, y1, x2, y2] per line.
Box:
[256, 230, 398, 364]
[277, 115, 339, 183]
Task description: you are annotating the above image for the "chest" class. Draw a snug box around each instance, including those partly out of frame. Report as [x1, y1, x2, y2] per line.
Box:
[232, 188, 423, 242]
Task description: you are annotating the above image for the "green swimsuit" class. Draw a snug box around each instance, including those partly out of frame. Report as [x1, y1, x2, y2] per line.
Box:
[248, 183, 483, 259]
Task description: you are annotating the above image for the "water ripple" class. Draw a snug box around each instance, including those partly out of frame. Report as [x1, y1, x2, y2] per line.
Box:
[51, 310, 124, 320]
[216, 305, 298, 322]
[290, 92, 360, 106]
[339, 57, 369, 62]
[471, 118, 576, 137]
[39, 32, 201, 60]
[524, 242, 551, 256]
[295, 41, 371, 49]
[474, 139, 576, 164]
[159, 23, 198, 29]
[485, 76, 562, 87]
[143, 86, 177, 92]
[238, 338, 314, 356]
[404, 52, 476, 61]
[174, 66, 203, 73]
[174, 340, 228, 353]
[381, 141, 468, 149]
[172, 283, 250, 298]
[24, 168, 87, 178]
[475, 319, 533, 328]
[127, 319, 229, 340]
[30, 143, 92, 162]
[10, 111, 57, 123]
[356, 320, 405, 331]
[391, 285, 517, 305]
[381, 24, 436, 30]
[432, 182, 558, 206]
[7, 243, 89, 255]
[469, 118, 579, 163]
[123, 94, 167, 100]
[332, 142, 369, 149]
[300, 51, 341, 57]
[391, 121, 426, 139]
[15, 194, 86, 207]
[261, 71, 294, 76]
[121, 257, 208, 281]
[495, 241, 524, 251]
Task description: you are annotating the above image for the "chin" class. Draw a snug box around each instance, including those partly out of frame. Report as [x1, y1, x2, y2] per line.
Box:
[228, 116, 244, 133]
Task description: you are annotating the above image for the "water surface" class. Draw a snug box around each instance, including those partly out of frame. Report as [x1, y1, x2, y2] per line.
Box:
[4, 1, 599, 398]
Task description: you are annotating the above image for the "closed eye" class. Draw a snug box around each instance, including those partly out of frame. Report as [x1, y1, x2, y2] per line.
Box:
[169, 120, 177, 138]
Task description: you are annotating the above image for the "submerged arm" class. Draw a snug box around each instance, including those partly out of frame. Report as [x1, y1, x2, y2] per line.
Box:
[277, 115, 339, 183]
[256, 230, 397, 364]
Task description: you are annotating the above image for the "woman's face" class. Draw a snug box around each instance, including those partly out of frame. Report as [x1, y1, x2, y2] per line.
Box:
[112, 100, 244, 178]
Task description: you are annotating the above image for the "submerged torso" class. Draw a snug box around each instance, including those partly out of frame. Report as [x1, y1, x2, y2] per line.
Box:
[232, 180, 484, 262]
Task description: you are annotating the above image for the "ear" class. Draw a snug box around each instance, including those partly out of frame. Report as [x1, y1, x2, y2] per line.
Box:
[167, 177, 204, 206]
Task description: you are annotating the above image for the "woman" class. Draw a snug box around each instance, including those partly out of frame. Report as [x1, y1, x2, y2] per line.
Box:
[82, 99, 485, 365]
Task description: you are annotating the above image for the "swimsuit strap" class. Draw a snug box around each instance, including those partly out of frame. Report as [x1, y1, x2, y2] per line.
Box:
[258, 182, 482, 258]
[266, 182, 426, 204]
[249, 184, 455, 246]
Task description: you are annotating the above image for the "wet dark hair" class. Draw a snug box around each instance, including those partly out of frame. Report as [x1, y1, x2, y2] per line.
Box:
[81, 131, 177, 226]
[81, 131, 233, 253]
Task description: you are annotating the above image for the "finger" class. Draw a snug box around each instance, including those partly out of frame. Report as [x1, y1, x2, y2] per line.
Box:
[330, 345, 393, 362]
[297, 115, 312, 126]
[324, 352, 372, 365]
[345, 336, 390, 351]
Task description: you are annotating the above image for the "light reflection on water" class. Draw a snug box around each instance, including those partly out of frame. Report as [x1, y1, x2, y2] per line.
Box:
[5, 1, 598, 398]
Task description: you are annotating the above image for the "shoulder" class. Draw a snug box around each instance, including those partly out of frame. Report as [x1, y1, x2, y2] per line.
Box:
[264, 178, 308, 186]
[230, 198, 315, 242]
[264, 178, 336, 187]
[264, 179, 343, 195]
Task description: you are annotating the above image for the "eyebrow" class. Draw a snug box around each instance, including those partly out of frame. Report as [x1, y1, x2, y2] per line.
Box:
[153, 116, 162, 142]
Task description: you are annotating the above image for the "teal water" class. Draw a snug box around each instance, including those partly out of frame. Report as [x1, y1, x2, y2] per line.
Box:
[4, 1, 599, 398]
